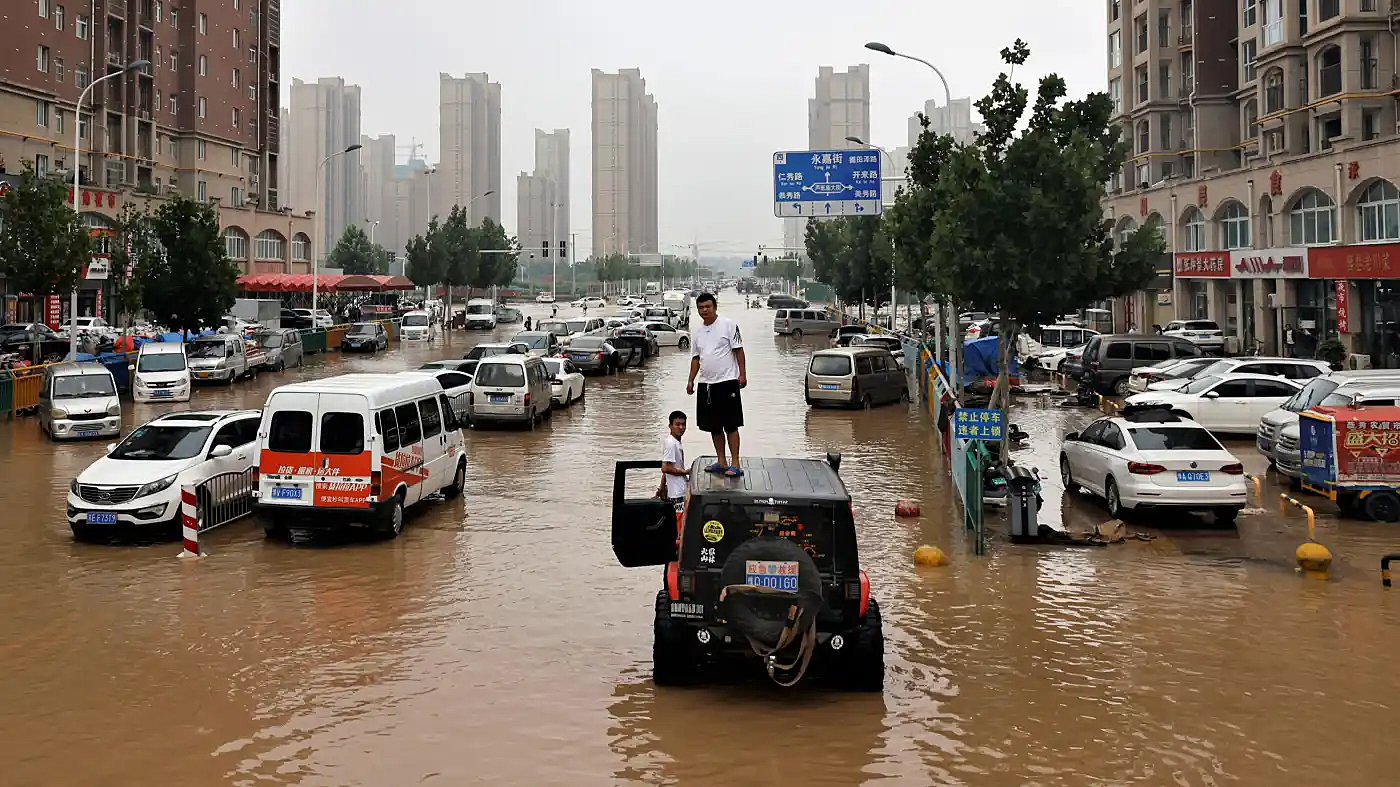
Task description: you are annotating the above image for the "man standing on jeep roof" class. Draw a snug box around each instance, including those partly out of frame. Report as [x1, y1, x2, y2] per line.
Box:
[686, 293, 747, 477]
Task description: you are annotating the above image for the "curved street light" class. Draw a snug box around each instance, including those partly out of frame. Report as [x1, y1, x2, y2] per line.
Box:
[313, 143, 362, 314]
[864, 41, 952, 109]
[69, 59, 150, 358]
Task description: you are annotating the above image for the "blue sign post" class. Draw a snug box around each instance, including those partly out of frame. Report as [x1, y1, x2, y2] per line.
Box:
[952, 408, 1004, 442]
[773, 150, 882, 218]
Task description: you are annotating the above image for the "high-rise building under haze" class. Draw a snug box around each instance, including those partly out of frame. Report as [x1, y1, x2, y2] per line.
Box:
[287, 77, 363, 256]
[439, 72, 501, 224]
[591, 68, 657, 258]
[784, 65, 872, 254]
[518, 129, 570, 273]
[910, 97, 983, 145]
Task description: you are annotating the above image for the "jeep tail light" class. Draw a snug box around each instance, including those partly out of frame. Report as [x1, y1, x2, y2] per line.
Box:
[1221, 463, 1244, 475]
[1128, 462, 1167, 475]
[370, 470, 382, 497]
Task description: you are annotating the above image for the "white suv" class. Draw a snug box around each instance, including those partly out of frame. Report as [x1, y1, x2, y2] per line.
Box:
[67, 409, 261, 542]
[1144, 356, 1330, 392]
[1164, 320, 1225, 352]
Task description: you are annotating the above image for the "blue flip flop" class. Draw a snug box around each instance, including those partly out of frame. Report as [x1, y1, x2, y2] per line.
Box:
[724, 466, 744, 477]
[704, 463, 728, 474]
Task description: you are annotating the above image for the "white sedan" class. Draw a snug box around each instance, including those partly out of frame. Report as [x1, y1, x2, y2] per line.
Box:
[1124, 373, 1303, 434]
[1060, 409, 1249, 523]
[616, 296, 640, 306]
[544, 357, 585, 406]
[573, 296, 607, 309]
[535, 292, 557, 304]
[641, 321, 691, 350]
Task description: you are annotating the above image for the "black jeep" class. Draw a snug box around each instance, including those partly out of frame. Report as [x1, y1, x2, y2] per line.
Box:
[611, 453, 884, 690]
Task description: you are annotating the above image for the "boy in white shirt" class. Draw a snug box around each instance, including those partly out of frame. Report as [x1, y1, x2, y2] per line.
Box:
[658, 410, 690, 510]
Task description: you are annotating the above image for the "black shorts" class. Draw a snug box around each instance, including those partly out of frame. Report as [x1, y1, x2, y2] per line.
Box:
[696, 379, 744, 434]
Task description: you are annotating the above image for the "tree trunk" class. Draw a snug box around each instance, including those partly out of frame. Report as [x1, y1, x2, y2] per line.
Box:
[992, 319, 1020, 462]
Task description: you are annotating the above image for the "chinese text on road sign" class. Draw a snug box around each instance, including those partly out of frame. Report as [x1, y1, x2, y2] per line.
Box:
[953, 408, 1004, 441]
[773, 150, 882, 219]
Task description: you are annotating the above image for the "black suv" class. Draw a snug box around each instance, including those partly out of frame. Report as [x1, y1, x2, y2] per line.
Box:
[610, 453, 884, 690]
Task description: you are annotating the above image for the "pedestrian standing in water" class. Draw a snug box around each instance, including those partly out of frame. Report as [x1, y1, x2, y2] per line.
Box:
[657, 410, 690, 509]
[524, 315, 533, 331]
[686, 293, 747, 477]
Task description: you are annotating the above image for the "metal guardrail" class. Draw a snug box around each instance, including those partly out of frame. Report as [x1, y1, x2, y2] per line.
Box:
[194, 467, 256, 533]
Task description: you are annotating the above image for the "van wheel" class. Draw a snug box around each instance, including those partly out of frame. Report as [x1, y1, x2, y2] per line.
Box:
[677, 337, 690, 350]
[1111, 376, 1131, 397]
[861, 393, 873, 410]
[792, 328, 803, 338]
[377, 493, 405, 539]
[264, 521, 290, 540]
[900, 387, 910, 403]
[442, 460, 466, 500]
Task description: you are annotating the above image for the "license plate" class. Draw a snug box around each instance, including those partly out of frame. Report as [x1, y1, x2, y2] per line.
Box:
[197, 372, 210, 378]
[1177, 471, 1211, 482]
[489, 394, 509, 403]
[745, 560, 800, 591]
[73, 425, 99, 432]
[153, 390, 172, 398]
[820, 384, 838, 390]
[270, 486, 302, 499]
[87, 512, 117, 524]
[571, 354, 589, 360]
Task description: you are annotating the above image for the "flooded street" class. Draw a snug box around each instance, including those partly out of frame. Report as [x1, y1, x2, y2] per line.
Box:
[2, 302, 1398, 786]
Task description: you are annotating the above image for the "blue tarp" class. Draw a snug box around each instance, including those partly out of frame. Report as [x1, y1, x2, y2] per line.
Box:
[962, 336, 1020, 380]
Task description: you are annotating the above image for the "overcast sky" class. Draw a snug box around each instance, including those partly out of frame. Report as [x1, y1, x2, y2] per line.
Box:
[282, 0, 1104, 255]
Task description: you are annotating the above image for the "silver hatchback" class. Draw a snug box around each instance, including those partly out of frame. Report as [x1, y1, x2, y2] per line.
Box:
[39, 362, 122, 441]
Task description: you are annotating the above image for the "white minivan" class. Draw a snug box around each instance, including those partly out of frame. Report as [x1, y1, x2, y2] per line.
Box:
[467, 355, 552, 428]
[132, 342, 192, 403]
[464, 298, 497, 330]
[400, 310, 437, 342]
[254, 373, 467, 539]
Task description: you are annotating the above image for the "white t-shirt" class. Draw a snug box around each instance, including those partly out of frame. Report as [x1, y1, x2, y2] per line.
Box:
[691, 315, 743, 384]
[661, 435, 688, 498]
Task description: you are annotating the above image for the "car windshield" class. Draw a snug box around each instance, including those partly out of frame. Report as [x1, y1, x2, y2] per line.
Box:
[1196, 360, 1235, 378]
[257, 333, 284, 348]
[348, 324, 377, 336]
[1128, 426, 1223, 451]
[544, 360, 565, 375]
[403, 314, 430, 326]
[565, 320, 588, 333]
[467, 303, 492, 314]
[515, 333, 552, 349]
[110, 424, 212, 460]
[1181, 375, 1223, 394]
[54, 373, 116, 397]
[1162, 358, 1214, 378]
[1184, 321, 1219, 331]
[537, 321, 568, 335]
[188, 341, 230, 359]
[137, 352, 186, 372]
[1284, 379, 1341, 412]
[810, 355, 853, 376]
[476, 363, 525, 387]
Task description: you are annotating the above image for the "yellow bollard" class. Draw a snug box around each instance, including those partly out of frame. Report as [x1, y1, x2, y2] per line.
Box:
[913, 545, 947, 567]
[1280, 493, 1331, 576]
[1243, 473, 1262, 508]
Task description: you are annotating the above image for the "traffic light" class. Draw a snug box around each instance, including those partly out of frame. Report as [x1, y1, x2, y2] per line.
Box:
[558, 240, 567, 259]
[542, 241, 550, 259]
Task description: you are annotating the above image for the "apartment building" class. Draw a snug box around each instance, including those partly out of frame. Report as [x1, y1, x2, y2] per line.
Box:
[592, 68, 657, 257]
[783, 65, 872, 253]
[439, 72, 500, 225]
[285, 76, 361, 255]
[1104, 0, 1400, 365]
[517, 128, 569, 278]
[0, 0, 310, 323]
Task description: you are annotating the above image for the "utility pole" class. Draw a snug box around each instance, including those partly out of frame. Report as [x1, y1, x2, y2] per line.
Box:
[571, 231, 578, 295]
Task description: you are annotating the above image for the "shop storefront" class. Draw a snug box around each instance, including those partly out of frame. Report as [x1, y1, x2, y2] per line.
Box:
[1310, 242, 1400, 368]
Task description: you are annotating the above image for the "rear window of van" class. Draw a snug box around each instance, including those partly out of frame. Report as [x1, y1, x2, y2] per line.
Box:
[269, 411, 312, 452]
[477, 363, 526, 387]
[810, 355, 852, 376]
[775, 310, 788, 318]
[320, 412, 364, 454]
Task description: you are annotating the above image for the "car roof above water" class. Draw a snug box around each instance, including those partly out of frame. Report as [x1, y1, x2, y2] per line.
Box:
[689, 456, 849, 502]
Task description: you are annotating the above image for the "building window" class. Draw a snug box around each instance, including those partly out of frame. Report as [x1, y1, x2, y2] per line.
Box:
[1266, 129, 1284, 152]
[55, 110, 63, 135]
[1135, 162, 1150, 187]
[198, 54, 207, 76]
[198, 96, 206, 118]
[248, 45, 257, 63]
[292, 234, 309, 260]
[232, 28, 240, 48]
[1220, 202, 1251, 249]
[1361, 37, 1378, 90]
[1158, 9, 1170, 46]
[1180, 0, 1193, 39]
[232, 107, 241, 126]
[1109, 78, 1122, 114]
[78, 116, 88, 139]
[1362, 0, 1378, 9]
[1136, 66, 1148, 103]
[75, 63, 87, 88]
[37, 45, 50, 73]
[170, 50, 177, 70]
[247, 84, 257, 101]
[1357, 179, 1400, 242]
[154, 1, 161, 21]
[1264, 69, 1284, 113]
[36, 100, 49, 127]
[234, 0, 240, 8]
[197, 181, 207, 202]
[39, 0, 49, 18]
[255, 230, 285, 260]
[232, 68, 240, 88]
[170, 94, 177, 114]
[1111, 0, 1121, 21]
[1318, 0, 1339, 21]
[1363, 110, 1380, 141]
[1262, 0, 1283, 46]
[1243, 100, 1258, 143]
[1109, 30, 1122, 68]
[1159, 114, 1173, 149]
[54, 4, 63, 29]
[76, 13, 88, 39]
[1117, 217, 1138, 246]
[231, 147, 240, 167]
[1137, 120, 1150, 153]
[1318, 46, 1341, 97]
[1242, 38, 1257, 82]
[1289, 189, 1335, 245]
[231, 187, 243, 207]
[198, 12, 207, 34]
[1243, 0, 1256, 26]
[197, 139, 206, 160]
[170, 9, 177, 27]
[155, 89, 161, 111]
[1158, 63, 1171, 98]
[1136, 15, 1148, 54]
[35, 155, 50, 178]
[1182, 207, 1206, 250]
[1181, 55, 1193, 95]
[224, 227, 249, 259]
[55, 57, 64, 81]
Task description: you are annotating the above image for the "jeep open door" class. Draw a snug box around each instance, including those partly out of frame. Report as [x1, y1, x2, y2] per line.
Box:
[611, 461, 678, 567]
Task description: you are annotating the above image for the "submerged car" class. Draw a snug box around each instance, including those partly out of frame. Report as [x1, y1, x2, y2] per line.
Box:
[565, 335, 623, 374]
[342, 322, 388, 352]
[609, 452, 884, 690]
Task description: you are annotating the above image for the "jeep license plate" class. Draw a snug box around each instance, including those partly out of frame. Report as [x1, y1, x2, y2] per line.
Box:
[745, 560, 799, 591]
[270, 486, 302, 499]
[669, 602, 704, 619]
[87, 512, 118, 524]
[1177, 471, 1210, 482]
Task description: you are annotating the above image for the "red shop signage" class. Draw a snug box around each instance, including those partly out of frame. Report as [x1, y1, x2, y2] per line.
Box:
[1335, 280, 1351, 334]
[1309, 243, 1400, 279]
[44, 295, 63, 330]
[1173, 251, 1231, 277]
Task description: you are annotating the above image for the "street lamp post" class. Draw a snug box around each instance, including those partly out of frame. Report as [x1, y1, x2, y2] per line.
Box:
[864, 41, 958, 385]
[70, 58, 149, 358]
[366, 219, 379, 245]
[313, 143, 362, 316]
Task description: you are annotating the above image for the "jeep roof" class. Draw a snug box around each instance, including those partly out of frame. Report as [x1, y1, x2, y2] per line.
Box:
[689, 455, 849, 503]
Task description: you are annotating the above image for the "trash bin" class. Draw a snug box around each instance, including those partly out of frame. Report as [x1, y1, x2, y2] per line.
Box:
[1004, 464, 1040, 542]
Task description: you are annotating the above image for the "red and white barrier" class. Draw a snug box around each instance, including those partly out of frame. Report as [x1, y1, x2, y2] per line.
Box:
[179, 483, 201, 558]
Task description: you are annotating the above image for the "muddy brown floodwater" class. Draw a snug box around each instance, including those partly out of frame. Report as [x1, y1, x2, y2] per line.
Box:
[2, 302, 1399, 786]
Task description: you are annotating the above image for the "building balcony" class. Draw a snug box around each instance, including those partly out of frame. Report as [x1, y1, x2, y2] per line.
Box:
[106, 0, 126, 18]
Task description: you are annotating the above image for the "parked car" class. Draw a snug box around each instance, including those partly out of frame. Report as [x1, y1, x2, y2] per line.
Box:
[1126, 357, 1218, 393]
[565, 335, 623, 374]
[774, 308, 835, 337]
[543, 357, 586, 406]
[400, 310, 437, 341]
[279, 309, 313, 330]
[254, 328, 304, 371]
[67, 409, 263, 541]
[419, 359, 478, 373]
[1163, 319, 1226, 352]
[464, 298, 498, 330]
[640, 321, 690, 349]
[829, 324, 869, 348]
[1033, 342, 1087, 375]
[1257, 370, 1400, 463]
[292, 308, 334, 329]
[39, 361, 122, 440]
[766, 294, 810, 309]
[0, 322, 69, 363]
[494, 305, 523, 324]
[398, 368, 475, 425]
[132, 342, 192, 403]
[1080, 334, 1206, 396]
[1060, 406, 1248, 523]
[1033, 324, 1099, 350]
[850, 334, 906, 368]
[609, 324, 660, 363]
[1124, 373, 1303, 433]
[573, 296, 607, 309]
[535, 292, 557, 304]
[1142, 357, 1330, 392]
[806, 347, 907, 408]
[467, 355, 553, 428]
[342, 322, 388, 352]
[512, 331, 564, 357]
[461, 342, 529, 373]
[188, 334, 257, 383]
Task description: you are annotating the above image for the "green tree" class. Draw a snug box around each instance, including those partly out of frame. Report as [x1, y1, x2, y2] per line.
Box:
[470, 216, 518, 290]
[438, 205, 478, 294]
[0, 165, 93, 347]
[592, 252, 632, 289]
[326, 224, 389, 275]
[136, 195, 240, 334]
[888, 40, 1161, 457]
[405, 217, 446, 291]
[107, 202, 162, 329]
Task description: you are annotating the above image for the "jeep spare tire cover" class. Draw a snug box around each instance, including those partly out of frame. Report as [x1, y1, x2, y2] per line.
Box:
[718, 537, 824, 654]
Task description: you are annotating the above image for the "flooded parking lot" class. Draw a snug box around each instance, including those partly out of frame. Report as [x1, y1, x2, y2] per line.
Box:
[2, 302, 1398, 786]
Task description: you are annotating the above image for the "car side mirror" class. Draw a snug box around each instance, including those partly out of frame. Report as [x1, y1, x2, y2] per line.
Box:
[210, 444, 233, 458]
[1065, 431, 1079, 442]
[106, 443, 117, 453]
[1204, 390, 1220, 399]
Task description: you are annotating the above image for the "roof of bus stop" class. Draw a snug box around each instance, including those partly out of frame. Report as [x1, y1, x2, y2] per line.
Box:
[235, 273, 417, 293]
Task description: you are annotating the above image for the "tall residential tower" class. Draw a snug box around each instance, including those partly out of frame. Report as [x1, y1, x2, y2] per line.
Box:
[287, 76, 363, 255]
[439, 72, 500, 224]
[591, 68, 657, 257]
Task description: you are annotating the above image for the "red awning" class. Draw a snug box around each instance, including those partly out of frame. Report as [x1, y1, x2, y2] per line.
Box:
[237, 273, 400, 293]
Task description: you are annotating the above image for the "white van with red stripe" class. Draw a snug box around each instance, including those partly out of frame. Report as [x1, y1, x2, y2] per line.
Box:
[253, 373, 466, 538]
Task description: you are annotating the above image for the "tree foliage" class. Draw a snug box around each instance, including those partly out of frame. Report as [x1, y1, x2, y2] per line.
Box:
[327, 224, 390, 275]
[592, 252, 637, 284]
[403, 208, 518, 294]
[108, 202, 162, 326]
[0, 164, 92, 300]
[136, 195, 239, 333]
[803, 216, 893, 309]
[405, 216, 445, 288]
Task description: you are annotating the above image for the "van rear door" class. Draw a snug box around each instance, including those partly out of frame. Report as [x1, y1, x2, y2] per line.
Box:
[259, 391, 372, 509]
[314, 392, 373, 507]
